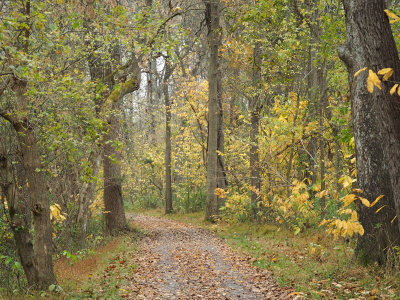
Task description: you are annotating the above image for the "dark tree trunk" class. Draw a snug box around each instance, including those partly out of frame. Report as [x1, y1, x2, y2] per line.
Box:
[2, 80, 57, 289]
[18, 126, 56, 288]
[0, 137, 39, 287]
[339, 0, 400, 264]
[204, 0, 221, 222]
[0, 1, 56, 289]
[164, 62, 173, 214]
[318, 65, 328, 216]
[217, 64, 227, 210]
[250, 43, 262, 221]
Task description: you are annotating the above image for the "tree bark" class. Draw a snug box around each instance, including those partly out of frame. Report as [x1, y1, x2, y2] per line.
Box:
[103, 104, 128, 235]
[204, 0, 221, 222]
[164, 62, 173, 214]
[217, 64, 227, 210]
[339, 0, 400, 264]
[76, 151, 102, 247]
[250, 43, 262, 221]
[0, 135, 39, 287]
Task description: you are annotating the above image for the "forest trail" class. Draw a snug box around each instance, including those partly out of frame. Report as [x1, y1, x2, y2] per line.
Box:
[126, 214, 295, 300]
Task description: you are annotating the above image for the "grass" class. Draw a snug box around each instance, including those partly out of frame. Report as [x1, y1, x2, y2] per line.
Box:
[140, 208, 400, 299]
[53, 223, 141, 299]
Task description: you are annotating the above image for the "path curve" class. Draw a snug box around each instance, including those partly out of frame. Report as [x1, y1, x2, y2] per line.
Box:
[126, 214, 294, 300]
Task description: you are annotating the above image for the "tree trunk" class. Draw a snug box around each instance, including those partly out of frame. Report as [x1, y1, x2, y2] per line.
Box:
[318, 65, 328, 216]
[0, 138, 39, 287]
[103, 106, 128, 234]
[250, 43, 262, 221]
[286, 93, 301, 195]
[339, 0, 400, 264]
[18, 127, 56, 288]
[217, 67, 227, 210]
[164, 62, 173, 214]
[76, 151, 102, 247]
[204, 0, 221, 222]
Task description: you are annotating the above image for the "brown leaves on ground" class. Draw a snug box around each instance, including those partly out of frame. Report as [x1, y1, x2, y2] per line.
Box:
[124, 214, 295, 299]
[55, 237, 122, 285]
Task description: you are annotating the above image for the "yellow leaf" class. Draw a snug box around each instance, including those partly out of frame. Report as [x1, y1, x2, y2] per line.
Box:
[370, 194, 384, 207]
[317, 190, 328, 198]
[359, 225, 364, 236]
[359, 197, 370, 207]
[385, 9, 400, 23]
[354, 67, 367, 78]
[375, 205, 387, 214]
[390, 84, 399, 95]
[378, 68, 394, 81]
[391, 215, 397, 224]
[378, 68, 393, 75]
[342, 194, 357, 207]
[367, 70, 382, 93]
[351, 211, 358, 221]
[319, 219, 333, 226]
[288, 292, 305, 296]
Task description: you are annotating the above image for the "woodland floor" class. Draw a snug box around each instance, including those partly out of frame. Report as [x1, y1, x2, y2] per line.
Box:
[124, 214, 295, 300]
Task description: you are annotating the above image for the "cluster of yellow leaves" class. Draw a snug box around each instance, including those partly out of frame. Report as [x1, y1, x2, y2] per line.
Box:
[274, 180, 316, 231]
[90, 190, 105, 215]
[354, 64, 400, 98]
[220, 188, 251, 222]
[385, 9, 400, 24]
[215, 188, 227, 199]
[354, 67, 394, 93]
[50, 204, 66, 223]
[320, 193, 385, 239]
[320, 209, 364, 239]
[1, 195, 8, 210]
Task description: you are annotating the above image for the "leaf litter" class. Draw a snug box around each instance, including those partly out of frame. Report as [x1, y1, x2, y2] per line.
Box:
[124, 214, 296, 299]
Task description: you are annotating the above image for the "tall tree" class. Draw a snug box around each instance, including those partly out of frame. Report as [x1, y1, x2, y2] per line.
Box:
[250, 43, 262, 221]
[0, 126, 39, 287]
[339, 0, 400, 263]
[204, 0, 222, 221]
[0, 1, 57, 288]
[164, 61, 174, 214]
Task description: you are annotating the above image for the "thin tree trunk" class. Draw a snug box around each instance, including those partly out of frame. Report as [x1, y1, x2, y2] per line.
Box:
[217, 74, 227, 209]
[286, 93, 300, 195]
[319, 65, 328, 216]
[204, 0, 221, 222]
[164, 62, 173, 214]
[250, 43, 262, 220]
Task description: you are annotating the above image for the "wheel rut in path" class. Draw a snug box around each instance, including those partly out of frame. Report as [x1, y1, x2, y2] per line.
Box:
[126, 214, 295, 300]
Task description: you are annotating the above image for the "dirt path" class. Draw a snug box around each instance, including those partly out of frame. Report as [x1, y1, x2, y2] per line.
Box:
[125, 214, 295, 300]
